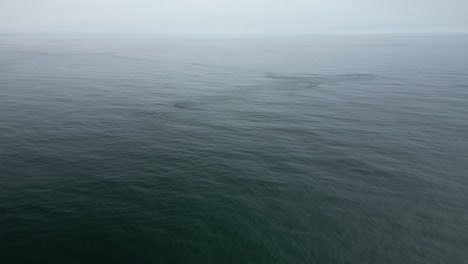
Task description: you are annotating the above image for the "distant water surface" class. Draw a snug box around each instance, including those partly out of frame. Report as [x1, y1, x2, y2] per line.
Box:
[1, 35, 467, 263]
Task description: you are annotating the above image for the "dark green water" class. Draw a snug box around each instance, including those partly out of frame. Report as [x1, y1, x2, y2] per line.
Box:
[1, 35, 467, 263]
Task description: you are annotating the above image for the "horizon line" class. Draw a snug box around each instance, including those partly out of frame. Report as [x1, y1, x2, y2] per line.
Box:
[1, 31, 468, 38]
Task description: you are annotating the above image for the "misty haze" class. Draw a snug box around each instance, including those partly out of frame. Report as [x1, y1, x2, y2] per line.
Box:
[1, 1, 467, 263]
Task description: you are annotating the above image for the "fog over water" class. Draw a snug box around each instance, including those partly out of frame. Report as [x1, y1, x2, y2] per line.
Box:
[1, 0, 468, 35]
[1, 1, 468, 263]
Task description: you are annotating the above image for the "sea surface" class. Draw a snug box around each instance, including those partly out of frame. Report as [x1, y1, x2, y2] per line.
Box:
[1, 35, 467, 263]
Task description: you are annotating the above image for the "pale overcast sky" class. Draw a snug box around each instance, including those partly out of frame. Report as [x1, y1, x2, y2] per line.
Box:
[1, 0, 467, 35]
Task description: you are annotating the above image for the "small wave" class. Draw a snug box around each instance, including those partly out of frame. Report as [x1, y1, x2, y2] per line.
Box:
[173, 101, 194, 109]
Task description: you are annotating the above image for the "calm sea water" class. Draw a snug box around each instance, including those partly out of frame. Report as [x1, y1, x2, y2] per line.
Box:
[1, 35, 467, 263]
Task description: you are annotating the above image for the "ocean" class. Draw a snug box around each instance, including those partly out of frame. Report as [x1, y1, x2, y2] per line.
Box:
[1, 35, 467, 263]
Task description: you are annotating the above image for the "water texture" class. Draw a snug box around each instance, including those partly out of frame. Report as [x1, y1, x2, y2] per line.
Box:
[1, 35, 467, 263]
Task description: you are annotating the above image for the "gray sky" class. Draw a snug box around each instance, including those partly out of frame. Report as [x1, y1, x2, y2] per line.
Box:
[1, 0, 467, 35]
